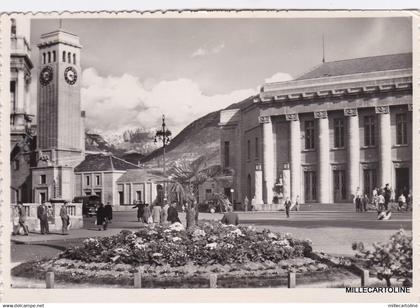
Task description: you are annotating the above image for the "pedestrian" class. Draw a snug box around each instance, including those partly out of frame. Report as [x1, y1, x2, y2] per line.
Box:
[294, 195, 300, 211]
[37, 202, 49, 234]
[383, 184, 391, 211]
[160, 201, 169, 225]
[398, 193, 406, 211]
[362, 194, 369, 212]
[104, 202, 113, 223]
[59, 202, 70, 235]
[251, 195, 256, 211]
[354, 187, 362, 212]
[167, 202, 181, 224]
[96, 203, 107, 231]
[244, 196, 249, 212]
[132, 201, 145, 222]
[406, 191, 412, 211]
[221, 206, 239, 225]
[372, 187, 379, 210]
[377, 193, 385, 214]
[17, 202, 29, 235]
[152, 203, 161, 224]
[284, 196, 292, 218]
[142, 203, 151, 224]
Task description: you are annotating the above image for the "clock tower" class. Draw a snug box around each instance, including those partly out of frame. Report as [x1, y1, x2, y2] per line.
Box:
[32, 28, 85, 202]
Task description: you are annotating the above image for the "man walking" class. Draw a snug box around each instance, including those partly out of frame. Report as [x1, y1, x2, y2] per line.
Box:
[284, 196, 292, 218]
[37, 202, 49, 234]
[354, 187, 362, 212]
[383, 184, 391, 211]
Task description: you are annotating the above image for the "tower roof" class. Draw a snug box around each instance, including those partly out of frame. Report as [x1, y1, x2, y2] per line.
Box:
[38, 29, 82, 49]
[74, 154, 140, 173]
[296, 53, 412, 80]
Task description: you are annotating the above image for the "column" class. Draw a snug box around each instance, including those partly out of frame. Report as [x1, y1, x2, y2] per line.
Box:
[254, 164, 263, 208]
[17, 70, 25, 113]
[260, 116, 275, 204]
[287, 113, 301, 203]
[376, 106, 392, 187]
[344, 108, 360, 200]
[315, 111, 330, 203]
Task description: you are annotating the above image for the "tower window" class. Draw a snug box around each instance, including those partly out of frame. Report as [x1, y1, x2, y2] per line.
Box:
[43, 53, 46, 64]
[47, 52, 51, 63]
[255, 137, 259, 159]
[52, 50, 56, 62]
[11, 18, 16, 36]
[62, 51, 66, 62]
[224, 141, 230, 168]
[40, 174, 46, 184]
[68, 52, 71, 63]
[73, 53, 76, 65]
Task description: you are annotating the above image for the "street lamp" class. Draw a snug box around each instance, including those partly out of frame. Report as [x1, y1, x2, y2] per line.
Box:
[154, 115, 172, 200]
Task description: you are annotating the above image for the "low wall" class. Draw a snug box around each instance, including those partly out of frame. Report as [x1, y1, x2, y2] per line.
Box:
[11, 203, 83, 233]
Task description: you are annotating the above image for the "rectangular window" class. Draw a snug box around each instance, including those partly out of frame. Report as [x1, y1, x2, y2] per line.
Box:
[255, 137, 259, 159]
[396, 113, 408, 145]
[333, 119, 345, 148]
[224, 141, 230, 167]
[304, 171, 317, 201]
[364, 116, 375, 146]
[86, 175, 90, 186]
[247, 139, 251, 160]
[136, 191, 142, 202]
[95, 175, 100, 186]
[10, 81, 16, 115]
[119, 191, 124, 205]
[304, 120, 315, 150]
[40, 192, 46, 203]
[40, 174, 46, 184]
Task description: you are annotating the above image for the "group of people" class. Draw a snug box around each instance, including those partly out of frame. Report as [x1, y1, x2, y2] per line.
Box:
[132, 200, 181, 225]
[95, 202, 113, 231]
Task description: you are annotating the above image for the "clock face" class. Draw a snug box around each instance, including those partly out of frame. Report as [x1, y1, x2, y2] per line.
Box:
[64, 66, 78, 85]
[39, 66, 53, 86]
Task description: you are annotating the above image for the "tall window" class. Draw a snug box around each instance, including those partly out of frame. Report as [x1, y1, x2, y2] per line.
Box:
[40, 174, 46, 184]
[255, 137, 259, 159]
[43, 53, 46, 64]
[247, 139, 251, 160]
[11, 18, 16, 36]
[47, 52, 51, 63]
[396, 113, 408, 145]
[52, 50, 56, 62]
[73, 53, 76, 64]
[95, 175, 100, 186]
[304, 120, 315, 150]
[364, 116, 375, 146]
[86, 175, 90, 186]
[224, 141, 230, 167]
[333, 118, 345, 148]
[68, 52, 71, 63]
[10, 81, 16, 114]
[62, 51, 66, 62]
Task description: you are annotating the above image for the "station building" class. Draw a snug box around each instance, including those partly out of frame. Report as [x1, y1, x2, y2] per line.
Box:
[220, 53, 412, 206]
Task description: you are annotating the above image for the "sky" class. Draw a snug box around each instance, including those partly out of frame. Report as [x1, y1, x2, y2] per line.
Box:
[30, 17, 412, 139]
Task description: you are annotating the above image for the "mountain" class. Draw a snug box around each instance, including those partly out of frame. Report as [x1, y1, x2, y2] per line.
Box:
[141, 95, 257, 169]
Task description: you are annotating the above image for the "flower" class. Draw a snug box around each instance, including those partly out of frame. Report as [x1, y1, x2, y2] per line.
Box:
[267, 232, 277, 239]
[172, 237, 182, 242]
[169, 222, 185, 231]
[230, 229, 243, 236]
[205, 243, 217, 250]
[193, 229, 206, 237]
[152, 253, 163, 258]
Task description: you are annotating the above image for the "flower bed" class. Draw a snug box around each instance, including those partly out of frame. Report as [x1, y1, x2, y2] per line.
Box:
[12, 221, 356, 287]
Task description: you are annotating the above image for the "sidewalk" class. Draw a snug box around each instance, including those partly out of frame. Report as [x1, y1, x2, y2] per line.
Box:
[11, 228, 124, 245]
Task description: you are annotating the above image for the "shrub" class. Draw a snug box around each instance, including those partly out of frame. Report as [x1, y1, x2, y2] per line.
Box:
[353, 229, 412, 287]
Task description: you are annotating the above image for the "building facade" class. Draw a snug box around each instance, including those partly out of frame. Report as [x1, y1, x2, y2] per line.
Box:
[220, 53, 412, 206]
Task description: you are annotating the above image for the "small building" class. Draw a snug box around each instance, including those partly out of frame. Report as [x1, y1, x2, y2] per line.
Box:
[74, 153, 140, 206]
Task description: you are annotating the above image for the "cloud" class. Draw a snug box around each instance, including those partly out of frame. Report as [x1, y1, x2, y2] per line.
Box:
[191, 43, 225, 58]
[81, 68, 255, 139]
[264, 72, 293, 84]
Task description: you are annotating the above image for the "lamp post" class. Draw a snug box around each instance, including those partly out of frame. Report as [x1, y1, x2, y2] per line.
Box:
[154, 115, 172, 200]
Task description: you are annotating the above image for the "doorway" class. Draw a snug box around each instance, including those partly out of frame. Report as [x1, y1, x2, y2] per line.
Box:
[395, 167, 410, 197]
[363, 169, 377, 197]
[333, 170, 346, 202]
[304, 171, 317, 202]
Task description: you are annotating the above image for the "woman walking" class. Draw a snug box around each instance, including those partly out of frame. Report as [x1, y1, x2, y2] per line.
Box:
[60, 202, 70, 235]
[142, 203, 151, 224]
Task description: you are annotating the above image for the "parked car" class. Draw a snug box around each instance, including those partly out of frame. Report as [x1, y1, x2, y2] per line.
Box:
[73, 195, 100, 217]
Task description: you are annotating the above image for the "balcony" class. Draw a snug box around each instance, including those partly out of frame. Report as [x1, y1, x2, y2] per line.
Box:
[11, 35, 31, 57]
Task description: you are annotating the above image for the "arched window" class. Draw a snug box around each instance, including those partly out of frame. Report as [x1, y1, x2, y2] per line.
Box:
[47, 52, 51, 63]
[67, 52, 71, 63]
[52, 50, 56, 62]
[11, 18, 16, 36]
[62, 51, 66, 62]
[43, 53, 46, 64]
[73, 53, 76, 65]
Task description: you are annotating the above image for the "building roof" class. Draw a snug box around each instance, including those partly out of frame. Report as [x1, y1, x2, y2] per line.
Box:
[74, 154, 140, 172]
[116, 168, 167, 183]
[296, 53, 412, 80]
[224, 95, 257, 111]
